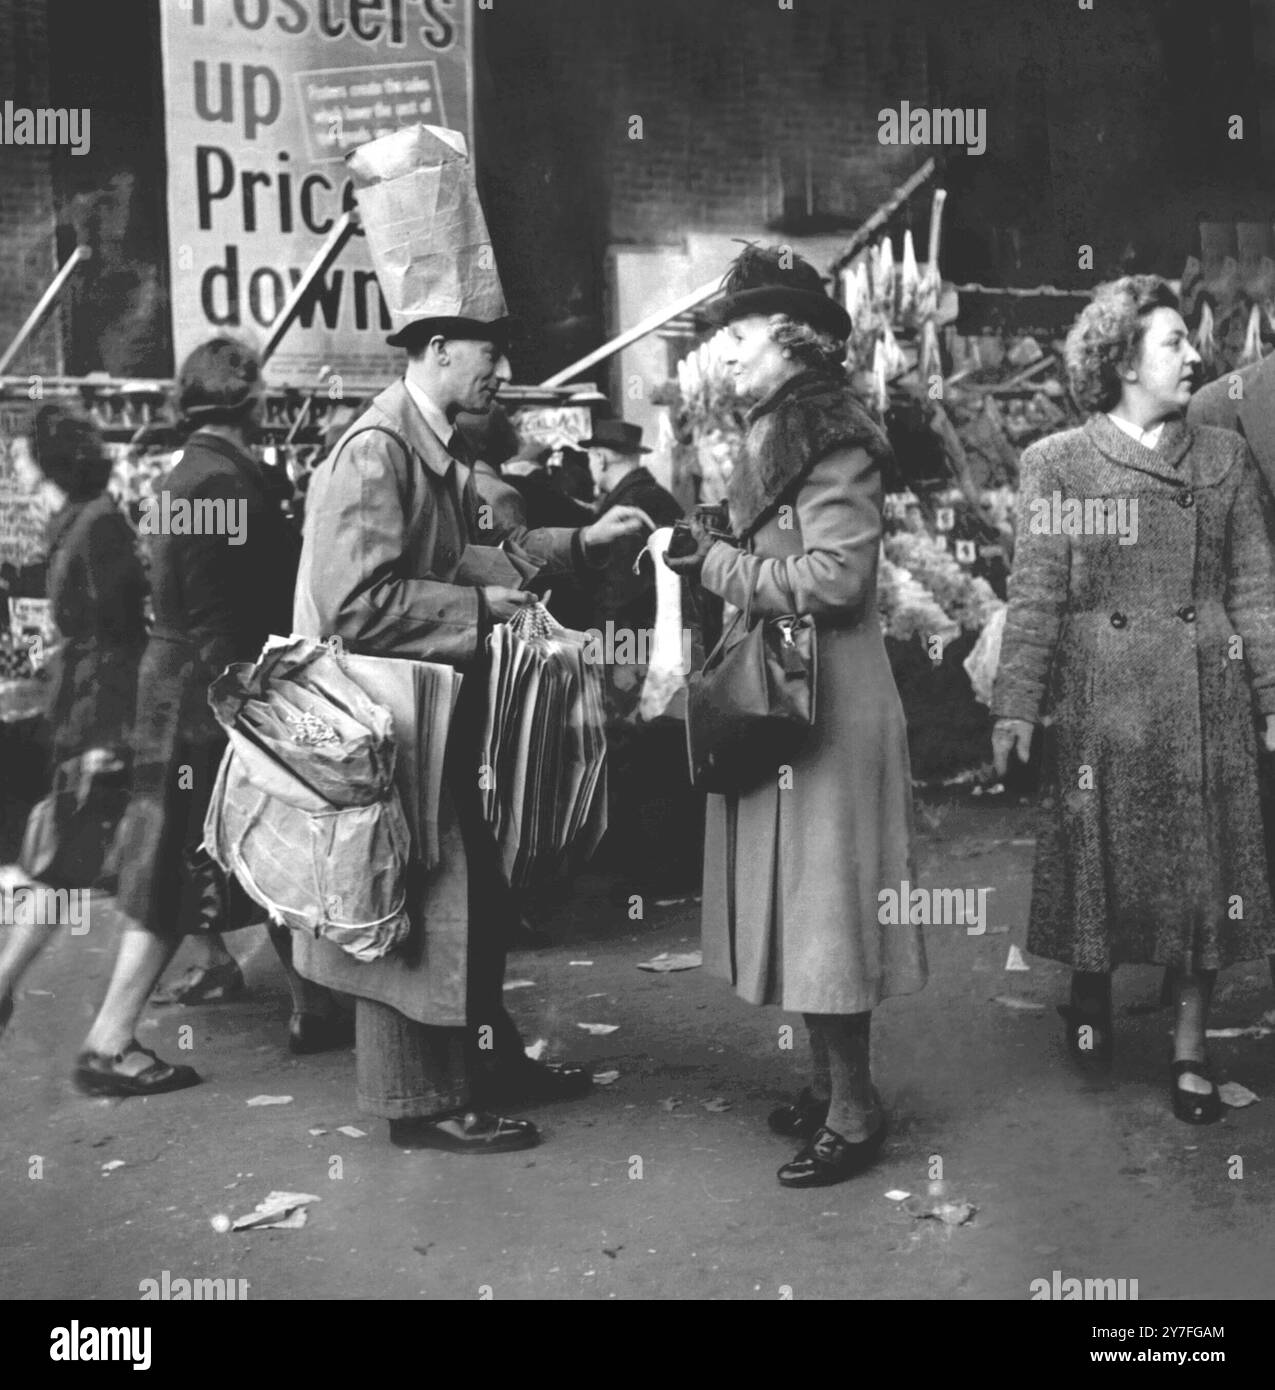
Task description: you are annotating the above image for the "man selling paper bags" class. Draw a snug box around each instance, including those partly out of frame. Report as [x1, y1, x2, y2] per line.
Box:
[293, 124, 654, 1155]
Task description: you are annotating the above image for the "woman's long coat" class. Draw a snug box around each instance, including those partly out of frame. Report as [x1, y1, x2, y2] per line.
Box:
[111, 430, 299, 932]
[42, 493, 147, 767]
[992, 415, 1275, 970]
[698, 373, 926, 1014]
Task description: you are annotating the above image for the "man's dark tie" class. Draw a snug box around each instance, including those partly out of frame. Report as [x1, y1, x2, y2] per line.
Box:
[445, 428, 473, 465]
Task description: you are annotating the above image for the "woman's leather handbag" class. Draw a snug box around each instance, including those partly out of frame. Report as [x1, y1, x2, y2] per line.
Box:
[685, 562, 817, 795]
[19, 751, 130, 890]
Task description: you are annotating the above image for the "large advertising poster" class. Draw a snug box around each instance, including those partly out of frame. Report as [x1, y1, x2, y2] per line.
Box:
[159, 0, 473, 388]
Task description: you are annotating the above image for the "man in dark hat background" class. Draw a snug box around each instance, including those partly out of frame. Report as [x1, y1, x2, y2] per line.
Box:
[581, 420, 699, 897]
[585, 420, 685, 695]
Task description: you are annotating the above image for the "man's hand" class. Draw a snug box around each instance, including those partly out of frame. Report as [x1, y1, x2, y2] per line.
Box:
[991, 718, 1034, 777]
[1264, 714, 1275, 754]
[482, 586, 534, 623]
[582, 505, 657, 551]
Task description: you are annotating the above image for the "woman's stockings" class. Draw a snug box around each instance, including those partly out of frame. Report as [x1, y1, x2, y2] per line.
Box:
[804, 1012, 880, 1141]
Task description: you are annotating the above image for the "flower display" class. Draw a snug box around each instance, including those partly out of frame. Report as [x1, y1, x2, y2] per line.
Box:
[883, 528, 1003, 634]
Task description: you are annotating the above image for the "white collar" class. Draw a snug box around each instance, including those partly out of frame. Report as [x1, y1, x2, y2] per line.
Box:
[1106, 413, 1165, 450]
[403, 375, 455, 450]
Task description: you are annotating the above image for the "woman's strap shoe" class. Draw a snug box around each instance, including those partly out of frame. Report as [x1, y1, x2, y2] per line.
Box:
[73, 1041, 201, 1097]
[1170, 1060, 1222, 1125]
[389, 1111, 541, 1154]
[767, 1088, 830, 1138]
[777, 1119, 887, 1188]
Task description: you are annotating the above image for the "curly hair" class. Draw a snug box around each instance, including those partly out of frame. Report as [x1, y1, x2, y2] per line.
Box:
[766, 313, 846, 373]
[1064, 275, 1180, 414]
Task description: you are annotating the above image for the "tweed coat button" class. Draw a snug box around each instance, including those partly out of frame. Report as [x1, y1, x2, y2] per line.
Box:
[1177, 490, 1194, 507]
[1178, 605, 1197, 622]
[1110, 612, 1127, 628]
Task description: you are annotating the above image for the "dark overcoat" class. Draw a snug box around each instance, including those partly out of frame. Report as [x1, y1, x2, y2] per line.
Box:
[992, 415, 1275, 970]
[1187, 354, 1275, 495]
[42, 493, 147, 766]
[697, 371, 926, 1014]
[290, 379, 589, 1025]
[592, 465, 684, 723]
[112, 430, 299, 932]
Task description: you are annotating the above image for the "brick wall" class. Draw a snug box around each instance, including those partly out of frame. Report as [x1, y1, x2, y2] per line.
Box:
[478, 0, 929, 382]
[559, 0, 928, 244]
[0, 0, 60, 377]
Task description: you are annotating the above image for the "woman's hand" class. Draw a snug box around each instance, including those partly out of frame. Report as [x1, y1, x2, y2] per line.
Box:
[662, 515, 717, 578]
[992, 718, 1034, 777]
[1264, 714, 1275, 754]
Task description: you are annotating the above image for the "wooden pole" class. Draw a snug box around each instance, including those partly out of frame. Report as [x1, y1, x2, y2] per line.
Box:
[540, 160, 939, 390]
[261, 210, 359, 366]
[538, 277, 724, 388]
[829, 159, 937, 275]
[0, 245, 91, 376]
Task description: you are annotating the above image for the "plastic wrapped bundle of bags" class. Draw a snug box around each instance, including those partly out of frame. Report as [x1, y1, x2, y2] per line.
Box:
[481, 602, 608, 888]
[204, 636, 412, 962]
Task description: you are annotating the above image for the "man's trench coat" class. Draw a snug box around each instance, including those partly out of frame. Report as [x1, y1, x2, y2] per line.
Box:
[290, 379, 590, 1024]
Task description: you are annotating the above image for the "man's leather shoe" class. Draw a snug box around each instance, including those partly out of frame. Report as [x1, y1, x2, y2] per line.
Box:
[288, 1011, 355, 1054]
[484, 1060, 593, 1106]
[767, 1088, 830, 1138]
[777, 1121, 887, 1188]
[389, 1111, 540, 1154]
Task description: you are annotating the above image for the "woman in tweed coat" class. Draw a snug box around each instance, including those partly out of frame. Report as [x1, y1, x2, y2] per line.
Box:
[992, 276, 1275, 1123]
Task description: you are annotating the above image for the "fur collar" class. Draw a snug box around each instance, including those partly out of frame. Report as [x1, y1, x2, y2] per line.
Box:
[726, 369, 891, 538]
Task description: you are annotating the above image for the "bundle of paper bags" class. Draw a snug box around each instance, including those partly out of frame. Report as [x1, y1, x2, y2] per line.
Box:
[204, 636, 452, 961]
[481, 603, 608, 888]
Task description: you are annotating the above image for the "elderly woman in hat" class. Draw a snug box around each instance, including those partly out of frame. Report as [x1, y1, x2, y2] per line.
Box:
[666, 245, 925, 1187]
[993, 275, 1275, 1123]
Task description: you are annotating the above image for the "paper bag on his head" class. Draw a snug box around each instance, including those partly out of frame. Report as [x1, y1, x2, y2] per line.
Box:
[347, 124, 507, 332]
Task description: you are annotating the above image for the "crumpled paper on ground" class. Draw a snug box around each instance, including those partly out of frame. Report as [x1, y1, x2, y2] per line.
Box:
[231, 1191, 321, 1232]
[637, 950, 702, 973]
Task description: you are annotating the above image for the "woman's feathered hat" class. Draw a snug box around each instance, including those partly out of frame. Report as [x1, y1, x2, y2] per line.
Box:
[705, 242, 852, 340]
